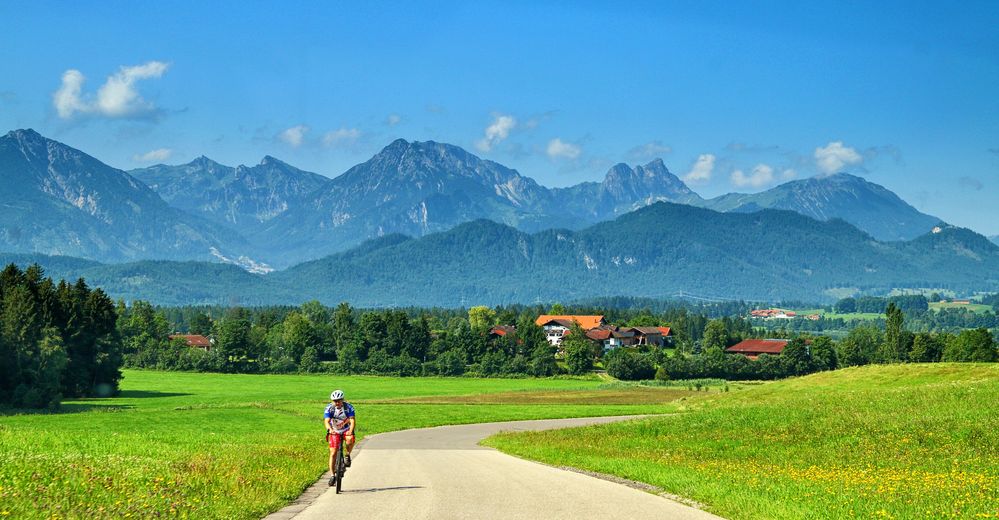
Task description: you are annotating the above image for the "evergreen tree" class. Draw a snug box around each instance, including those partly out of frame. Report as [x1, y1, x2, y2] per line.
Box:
[879, 302, 907, 363]
[331, 302, 357, 359]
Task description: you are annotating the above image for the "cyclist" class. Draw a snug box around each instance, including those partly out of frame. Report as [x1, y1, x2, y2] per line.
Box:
[324, 389, 356, 471]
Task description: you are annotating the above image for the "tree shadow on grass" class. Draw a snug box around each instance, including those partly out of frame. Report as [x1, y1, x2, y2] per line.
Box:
[1, 402, 134, 416]
[117, 390, 192, 399]
[1, 391, 191, 416]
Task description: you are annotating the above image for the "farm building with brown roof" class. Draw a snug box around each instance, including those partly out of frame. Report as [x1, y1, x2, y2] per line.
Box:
[725, 338, 789, 360]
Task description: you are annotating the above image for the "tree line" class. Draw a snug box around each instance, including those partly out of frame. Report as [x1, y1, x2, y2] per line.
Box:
[0, 264, 122, 409]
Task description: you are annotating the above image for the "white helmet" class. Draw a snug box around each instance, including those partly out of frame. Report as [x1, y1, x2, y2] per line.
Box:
[330, 389, 344, 400]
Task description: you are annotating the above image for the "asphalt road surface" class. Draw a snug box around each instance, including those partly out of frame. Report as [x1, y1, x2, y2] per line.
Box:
[283, 416, 723, 520]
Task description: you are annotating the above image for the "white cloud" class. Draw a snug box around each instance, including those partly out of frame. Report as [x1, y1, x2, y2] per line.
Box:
[546, 138, 581, 160]
[385, 114, 402, 126]
[53, 70, 87, 118]
[278, 125, 309, 148]
[53, 61, 170, 119]
[683, 154, 715, 184]
[731, 164, 775, 188]
[475, 114, 516, 152]
[322, 127, 361, 147]
[815, 141, 862, 174]
[626, 140, 672, 161]
[132, 148, 173, 163]
[781, 168, 797, 180]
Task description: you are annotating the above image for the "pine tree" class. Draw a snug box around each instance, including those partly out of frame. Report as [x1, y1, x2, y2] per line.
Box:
[879, 302, 906, 363]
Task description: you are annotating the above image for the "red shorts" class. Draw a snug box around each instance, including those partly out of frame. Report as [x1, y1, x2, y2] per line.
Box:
[327, 431, 354, 449]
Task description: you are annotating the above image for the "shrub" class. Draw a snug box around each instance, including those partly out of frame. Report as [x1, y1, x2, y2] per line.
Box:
[606, 351, 656, 381]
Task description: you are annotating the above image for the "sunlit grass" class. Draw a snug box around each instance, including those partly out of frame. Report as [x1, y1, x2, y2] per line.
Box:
[485, 364, 999, 519]
[0, 370, 677, 519]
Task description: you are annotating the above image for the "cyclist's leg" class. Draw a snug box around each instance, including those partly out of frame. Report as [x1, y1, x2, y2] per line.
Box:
[328, 433, 339, 473]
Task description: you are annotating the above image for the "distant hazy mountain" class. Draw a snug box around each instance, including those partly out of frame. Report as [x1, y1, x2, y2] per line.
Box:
[254, 139, 559, 263]
[553, 159, 703, 220]
[0, 129, 252, 264]
[991, 235, 999, 246]
[277, 202, 998, 306]
[131, 155, 328, 233]
[703, 173, 941, 241]
[254, 140, 705, 265]
[17, 202, 995, 306]
[2, 131, 972, 273]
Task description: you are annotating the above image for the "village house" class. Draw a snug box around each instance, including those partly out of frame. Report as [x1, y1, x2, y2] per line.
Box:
[168, 334, 213, 352]
[725, 338, 789, 360]
[583, 326, 636, 351]
[624, 326, 666, 347]
[535, 315, 606, 346]
[487, 325, 516, 339]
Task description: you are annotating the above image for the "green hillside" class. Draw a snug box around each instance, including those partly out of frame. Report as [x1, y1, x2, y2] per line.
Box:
[486, 364, 999, 519]
[4, 203, 999, 306]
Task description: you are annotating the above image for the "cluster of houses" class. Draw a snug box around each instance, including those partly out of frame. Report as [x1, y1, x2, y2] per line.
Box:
[490, 314, 674, 351]
[749, 308, 820, 321]
[169, 314, 792, 361]
[492, 314, 791, 359]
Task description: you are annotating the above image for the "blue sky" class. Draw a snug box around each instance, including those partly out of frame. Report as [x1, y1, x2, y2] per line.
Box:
[2, 1, 998, 234]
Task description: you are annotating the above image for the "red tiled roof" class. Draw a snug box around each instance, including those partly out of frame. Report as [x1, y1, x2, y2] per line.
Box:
[658, 327, 672, 336]
[535, 315, 605, 330]
[586, 329, 612, 341]
[489, 325, 516, 337]
[169, 334, 211, 348]
[726, 339, 788, 354]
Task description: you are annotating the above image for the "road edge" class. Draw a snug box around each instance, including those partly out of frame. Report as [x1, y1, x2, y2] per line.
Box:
[262, 437, 370, 520]
[262, 414, 691, 520]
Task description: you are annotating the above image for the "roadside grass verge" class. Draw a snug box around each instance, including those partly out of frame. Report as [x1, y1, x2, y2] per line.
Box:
[0, 370, 680, 519]
[484, 364, 999, 519]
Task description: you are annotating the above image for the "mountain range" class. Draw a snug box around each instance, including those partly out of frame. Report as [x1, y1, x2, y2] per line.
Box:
[2, 128, 992, 305]
[4, 202, 996, 306]
[2, 129, 948, 269]
[0, 129, 253, 265]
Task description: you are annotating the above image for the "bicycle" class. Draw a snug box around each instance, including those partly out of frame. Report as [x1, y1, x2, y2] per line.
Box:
[326, 431, 347, 493]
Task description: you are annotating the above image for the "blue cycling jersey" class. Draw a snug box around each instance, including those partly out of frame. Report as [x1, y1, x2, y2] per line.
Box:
[324, 402, 355, 433]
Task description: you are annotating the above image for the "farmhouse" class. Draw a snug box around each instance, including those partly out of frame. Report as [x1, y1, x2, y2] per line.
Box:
[535, 315, 606, 346]
[725, 338, 789, 360]
[488, 325, 516, 338]
[625, 326, 666, 347]
[169, 334, 213, 351]
[583, 326, 636, 351]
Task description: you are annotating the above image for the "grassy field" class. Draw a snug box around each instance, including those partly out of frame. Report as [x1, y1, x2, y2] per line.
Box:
[929, 301, 994, 313]
[0, 370, 684, 519]
[485, 364, 999, 519]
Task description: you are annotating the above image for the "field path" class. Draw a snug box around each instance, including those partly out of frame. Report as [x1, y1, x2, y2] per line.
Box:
[273, 416, 722, 520]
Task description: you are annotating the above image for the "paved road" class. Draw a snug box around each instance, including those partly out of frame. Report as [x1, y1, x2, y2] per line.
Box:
[281, 416, 722, 520]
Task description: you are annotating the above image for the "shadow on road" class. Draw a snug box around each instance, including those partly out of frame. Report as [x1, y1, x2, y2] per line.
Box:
[342, 486, 424, 494]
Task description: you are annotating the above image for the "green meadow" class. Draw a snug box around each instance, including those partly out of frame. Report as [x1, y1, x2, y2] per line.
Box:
[0, 370, 681, 519]
[485, 364, 999, 519]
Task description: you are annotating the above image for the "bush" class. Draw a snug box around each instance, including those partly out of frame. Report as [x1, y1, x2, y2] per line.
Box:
[606, 351, 656, 381]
